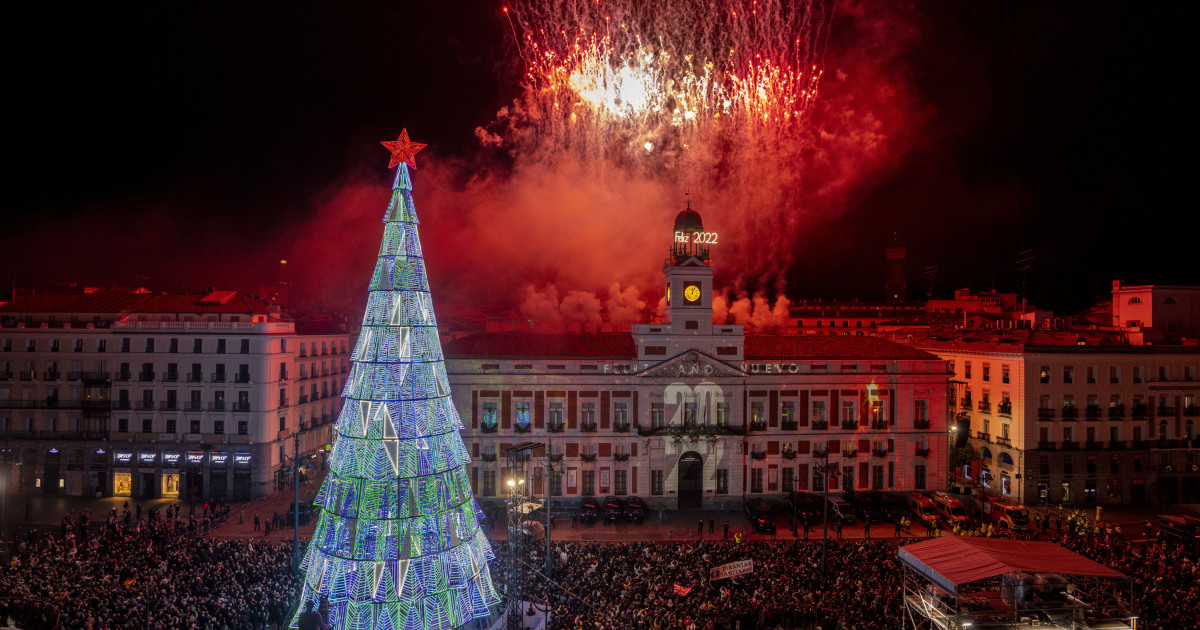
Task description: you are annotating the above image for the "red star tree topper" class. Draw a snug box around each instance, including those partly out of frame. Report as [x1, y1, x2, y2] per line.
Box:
[381, 128, 427, 168]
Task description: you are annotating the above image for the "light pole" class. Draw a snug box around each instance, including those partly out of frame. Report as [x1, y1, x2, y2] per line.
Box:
[505, 476, 526, 630]
[814, 447, 839, 577]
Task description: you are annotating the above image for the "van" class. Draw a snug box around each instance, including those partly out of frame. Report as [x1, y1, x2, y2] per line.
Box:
[603, 496, 625, 524]
[931, 491, 970, 526]
[864, 491, 906, 523]
[824, 495, 856, 525]
[744, 498, 778, 534]
[907, 492, 939, 528]
[977, 497, 1029, 531]
[844, 492, 883, 524]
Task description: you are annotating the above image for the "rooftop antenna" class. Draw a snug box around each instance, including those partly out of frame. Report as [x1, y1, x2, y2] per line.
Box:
[685, 189, 691, 210]
[1016, 249, 1036, 311]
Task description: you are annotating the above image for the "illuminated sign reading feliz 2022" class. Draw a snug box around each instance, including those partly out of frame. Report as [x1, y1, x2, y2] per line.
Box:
[674, 230, 718, 245]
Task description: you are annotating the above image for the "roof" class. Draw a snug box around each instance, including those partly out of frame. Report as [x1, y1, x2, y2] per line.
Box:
[897, 535, 1126, 594]
[132, 293, 272, 315]
[0, 288, 272, 317]
[443, 333, 636, 359]
[744, 334, 937, 360]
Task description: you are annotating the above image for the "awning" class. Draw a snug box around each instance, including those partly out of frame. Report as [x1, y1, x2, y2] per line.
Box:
[898, 535, 1126, 594]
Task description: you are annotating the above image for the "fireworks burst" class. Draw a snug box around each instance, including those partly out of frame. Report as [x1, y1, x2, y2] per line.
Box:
[500, 0, 833, 164]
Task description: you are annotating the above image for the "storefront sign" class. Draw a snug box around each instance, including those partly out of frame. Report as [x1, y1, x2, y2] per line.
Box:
[710, 559, 754, 581]
[210, 452, 229, 466]
[138, 451, 157, 465]
[186, 451, 205, 466]
[234, 452, 252, 467]
[163, 452, 181, 467]
[114, 450, 133, 465]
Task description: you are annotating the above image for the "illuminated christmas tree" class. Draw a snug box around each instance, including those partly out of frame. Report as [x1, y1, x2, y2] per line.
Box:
[292, 130, 499, 630]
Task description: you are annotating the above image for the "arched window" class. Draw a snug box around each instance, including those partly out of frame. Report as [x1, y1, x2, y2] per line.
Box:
[981, 447, 993, 460]
[1128, 297, 1142, 304]
[999, 452, 1014, 467]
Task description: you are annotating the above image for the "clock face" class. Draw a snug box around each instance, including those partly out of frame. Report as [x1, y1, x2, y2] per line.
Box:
[684, 283, 701, 303]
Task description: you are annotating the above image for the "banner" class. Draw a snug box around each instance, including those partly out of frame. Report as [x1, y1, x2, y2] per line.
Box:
[673, 584, 693, 596]
[709, 559, 755, 581]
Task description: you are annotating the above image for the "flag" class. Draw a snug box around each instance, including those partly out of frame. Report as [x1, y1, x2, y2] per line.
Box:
[123, 578, 136, 590]
[673, 584, 692, 596]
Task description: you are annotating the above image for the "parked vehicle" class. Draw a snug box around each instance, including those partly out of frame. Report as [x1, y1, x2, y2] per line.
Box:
[624, 496, 646, 524]
[863, 491, 906, 523]
[744, 498, 778, 534]
[970, 495, 1030, 530]
[578, 497, 601, 525]
[603, 496, 625, 524]
[931, 491, 971, 526]
[843, 492, 883, 524]
[824, 495, 856, 525]
[787, 491, 822, 526]
[907, 492, 940, 528]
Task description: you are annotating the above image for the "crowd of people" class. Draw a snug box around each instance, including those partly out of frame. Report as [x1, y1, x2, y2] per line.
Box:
[496, 538, 902, 630]
[490, 510, 1198, 630]
[0, 504, 301, 630]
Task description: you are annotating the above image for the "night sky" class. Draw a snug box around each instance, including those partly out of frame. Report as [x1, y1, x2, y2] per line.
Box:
[6, 1, 1195, 316]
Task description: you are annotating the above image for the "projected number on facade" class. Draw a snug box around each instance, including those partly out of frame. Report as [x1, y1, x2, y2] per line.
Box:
[674, 230, 718, 244]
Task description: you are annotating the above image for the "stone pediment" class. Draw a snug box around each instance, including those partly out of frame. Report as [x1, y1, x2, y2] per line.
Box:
[640, 350, 744, 379]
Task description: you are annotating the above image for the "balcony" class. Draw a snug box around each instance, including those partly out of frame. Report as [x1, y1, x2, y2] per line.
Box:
[1157, 406, 1177, 416]
[811, 420, 828, 431]
[235, 373, 252, 384]
[580, 453, 597, 462]
[160, 401, 179, 411]
[209, 402, 227, 412]
[137, 372, 155, 382]
[812, 447, 829, 458]
[613, 453, 631, 462]
[1085, 440, 1105, 450]
[1085, 406, 1102, 420]
[842, 448, 859, 457]
[1061, 440, 1080, 451]
[0, 400, 39, 409]
[1108, 405, 1126, 419]
[232, 403, 251, 413]
[81, 371, 110, 382]
[1131, 403, 1149, 418]
[185, 402, 204, 412]
[959, 398, 971, 409]
[547, 422, 565, 433]
[114, 372, 132, 382]
[841, 421, 860, 431]
[914, 447, 931, 457]
[1185, 406, 1200, 417]
[480, 424, 499, 434]
[870, 421, 889, 431]
[212, 373, 229, 384]
[1061, 407, 1079, 419]
[43, 371, 62, 381]
[977, 401, 991, 413]
[782, 450, 797, 459]
[749, 420, 768, 432]
[872, 447, 890, 458]
[136, 401, 155, 411]
[579, 422, 598, 433]
[298, 395, 310, 404]
[913, 420, 930, 430]
[781, 420, 798, 431]
[976, 431, 991, 442]
[81, 400, 111, 412]
[514, 424, 532, 433]
[548, 453, 565, 462]
[750, 450, 767, 460]
[998, 402, 1012, 416]
[1038, 441, 1056, 451]
[162, 372, 179, 383]
[1108, 440, 1126, 450]
[613, 422, 631, 433]
[187, 372, 204, 383]
[0, 371, 12, 381]
[1131, 440, 1151, 449]
[1037, 408, 1055, 420]
[635, 424, 745, 437]
[480, 452, 498, 462]
[1155, 439, 1182, 449]
[112, 400, 132, 410]
[995, 436, 1012, 447]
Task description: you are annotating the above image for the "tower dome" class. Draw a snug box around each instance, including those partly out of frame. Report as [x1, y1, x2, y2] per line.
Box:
[670, 203, 710, 263]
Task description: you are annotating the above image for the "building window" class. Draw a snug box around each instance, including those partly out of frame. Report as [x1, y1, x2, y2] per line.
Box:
[651, 470, 664, 496]
[651, 403, 665, 427]
[142, 419, 152, 433]
[216, 339, 226, 354]
[614, 470, 627, 495]
[213, 420, 224, 434]
[964, 362, 972, 379]
[118, 418, 128, 433]
[279, 417, 287, 432]
[716, 469, 728, 494]
[482, 471, 496, 497]
[781, 467, 794, 492]
[716, 402, 729, 426]
[549, 469, 562, 496]
[812, 401, 826, 427]
[190, 419, 200, 434]
[166, 419, 176, 433]
[914, 401, 928, 428]
[750, 402, 765, 429]
[1087, 366, 1097, 384]
[238, 421, 248, 435]
[481, 402, 498, 429]
[1063, 366, 1074, 384]
[613, 402, 628, 426]
[841, 400, 856, 427]
[914, 464, 927, 490]
[1134, 366, 1144, 383]
[982, 364, 990, 382]
[515, 402, 531, 429]
[1002, 365, 1010, 384]
[1040, 366, 1051, 384]
[750, 468, 764, 493]
[549, 402, 563, 427]
[581, 470, 595, 496]
[781, 402, 795, 427]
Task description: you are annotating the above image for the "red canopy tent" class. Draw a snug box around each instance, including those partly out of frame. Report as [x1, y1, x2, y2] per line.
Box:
[898, 535, 1126, 594]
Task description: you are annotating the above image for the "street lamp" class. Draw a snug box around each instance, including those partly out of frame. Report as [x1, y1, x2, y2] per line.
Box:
[814, 448, 839, 578]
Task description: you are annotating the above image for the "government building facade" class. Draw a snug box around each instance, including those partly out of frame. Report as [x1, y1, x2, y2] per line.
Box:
[446, 208, 951, 508]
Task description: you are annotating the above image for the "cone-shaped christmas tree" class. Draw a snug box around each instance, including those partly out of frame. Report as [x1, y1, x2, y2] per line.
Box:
[292, 131, 499, 630]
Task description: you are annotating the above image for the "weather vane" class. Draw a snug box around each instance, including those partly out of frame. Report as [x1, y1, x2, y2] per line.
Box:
[381, 128, 427, 169]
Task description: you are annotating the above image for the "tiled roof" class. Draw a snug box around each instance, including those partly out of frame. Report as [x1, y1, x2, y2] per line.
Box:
[744, 334, 938, 360]
[443, 333, 636, 359]
[133, 293, 272, 315]
[0, 288, 153, 314]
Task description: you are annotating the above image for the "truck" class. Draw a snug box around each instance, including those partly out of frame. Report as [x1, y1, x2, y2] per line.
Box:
[971, 495, 1030, 531]
[907, 492, 940, 529]
[931, 491, 971, 527]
